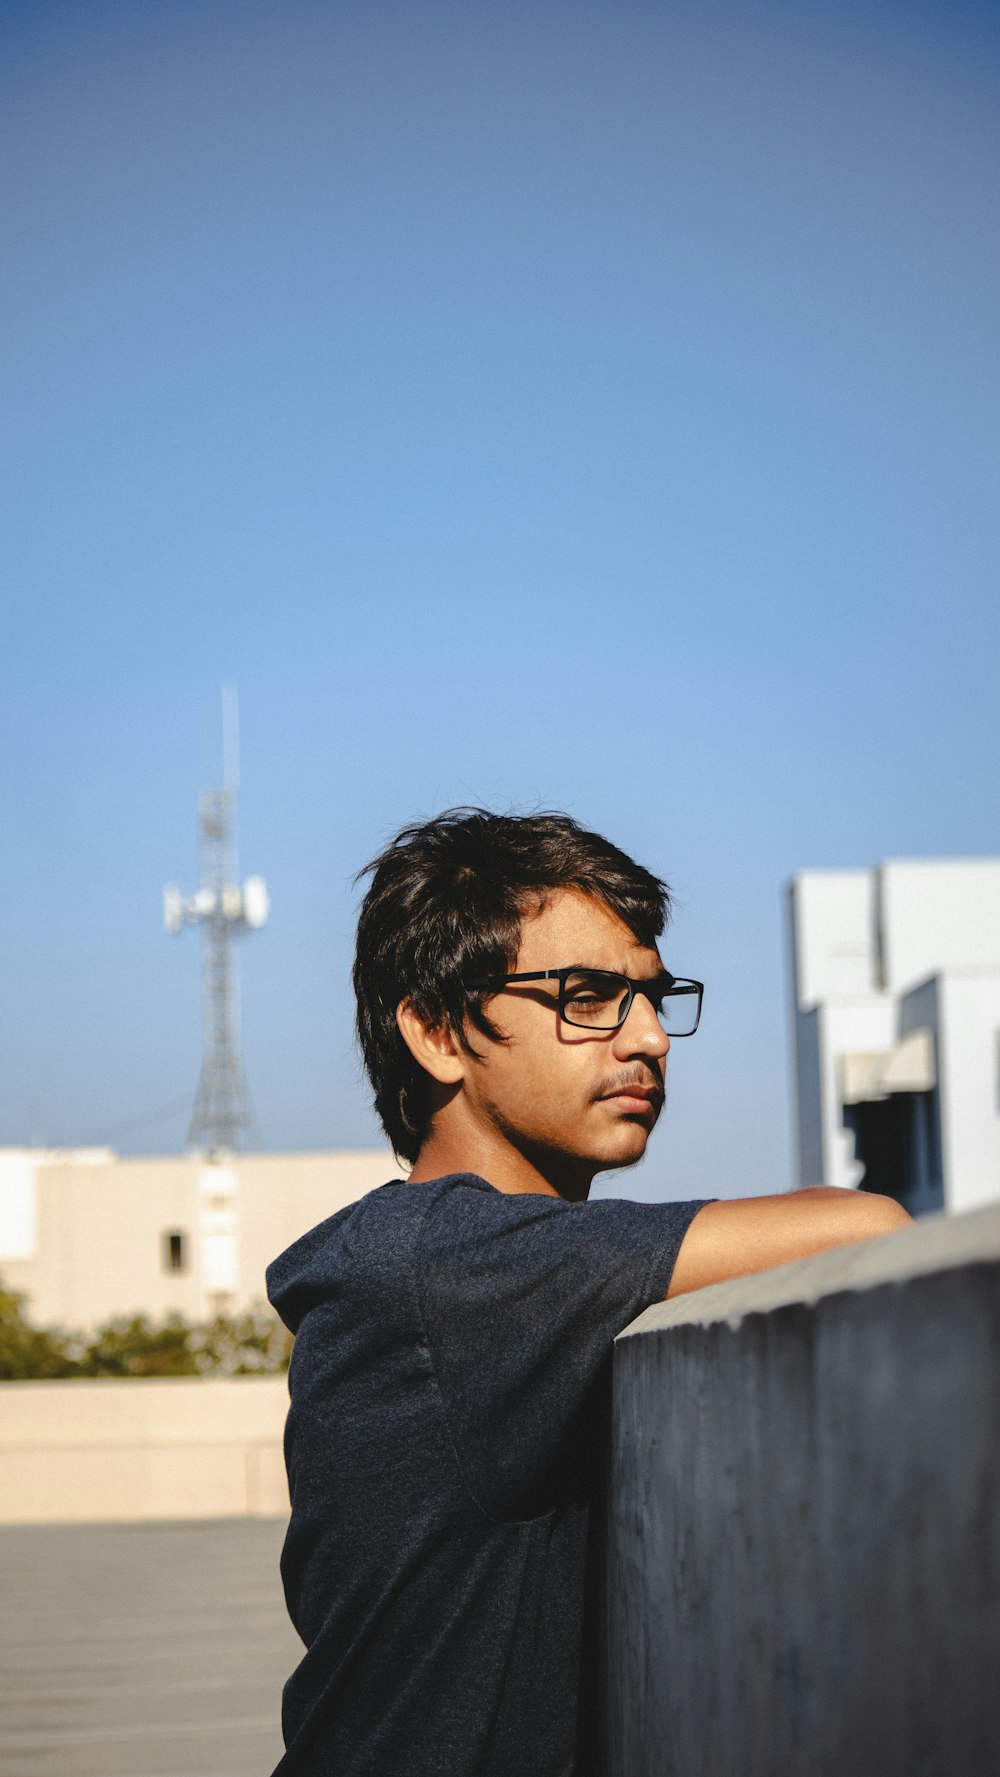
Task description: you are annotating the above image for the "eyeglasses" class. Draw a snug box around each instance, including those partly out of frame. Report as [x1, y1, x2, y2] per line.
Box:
[467, 967, 704, 1035]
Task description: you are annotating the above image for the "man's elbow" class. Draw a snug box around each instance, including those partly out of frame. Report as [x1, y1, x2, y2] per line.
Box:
[854, 1191, 913, 1236]
[797, 1185, 912, 1237]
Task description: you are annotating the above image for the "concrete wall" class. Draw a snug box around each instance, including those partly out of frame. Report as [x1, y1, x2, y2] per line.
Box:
[878, 858, 1000, 994]
[935, 972, 1000, 1214]
[816, 997, 897, 1190]
[788, 859, 1000, 1210]
[0, 1376, 290, 1524]
[791, 1006, 823, 1187]
[606, 1204, 1000, 1777]
[788, 871, 878, 1005]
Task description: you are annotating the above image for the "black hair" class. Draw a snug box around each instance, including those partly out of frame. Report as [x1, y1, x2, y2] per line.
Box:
[352, 807, 670, 1164]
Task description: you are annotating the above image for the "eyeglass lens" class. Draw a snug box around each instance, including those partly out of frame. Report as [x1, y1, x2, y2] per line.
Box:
[560, 970, 699, 1034]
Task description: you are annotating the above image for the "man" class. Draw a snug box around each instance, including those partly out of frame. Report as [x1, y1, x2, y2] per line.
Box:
[267, 809, 908, 1776]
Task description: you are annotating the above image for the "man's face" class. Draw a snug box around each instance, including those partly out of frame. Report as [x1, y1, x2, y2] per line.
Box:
[461, 887, 670, 1185]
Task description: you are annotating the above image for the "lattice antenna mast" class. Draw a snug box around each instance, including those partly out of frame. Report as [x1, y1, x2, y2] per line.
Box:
[164, 689, 269, 1157]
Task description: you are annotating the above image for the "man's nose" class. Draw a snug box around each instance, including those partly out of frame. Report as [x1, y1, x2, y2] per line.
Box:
[612, 994, 670, 1060]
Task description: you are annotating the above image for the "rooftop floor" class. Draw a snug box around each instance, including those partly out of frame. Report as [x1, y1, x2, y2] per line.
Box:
[0, 1519, 299, 1777]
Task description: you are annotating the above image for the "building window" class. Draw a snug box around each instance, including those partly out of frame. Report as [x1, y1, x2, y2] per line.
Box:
[164, 1230, 187, 1272]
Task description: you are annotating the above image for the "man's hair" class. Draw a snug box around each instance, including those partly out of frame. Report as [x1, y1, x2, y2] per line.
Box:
[352, 807, 670, 1164]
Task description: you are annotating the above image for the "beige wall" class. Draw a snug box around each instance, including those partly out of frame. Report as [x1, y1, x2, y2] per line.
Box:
[236, 1149, 396, 1302]
[0, 1147, 396, 1329]
[0, 1376, 291, 1524]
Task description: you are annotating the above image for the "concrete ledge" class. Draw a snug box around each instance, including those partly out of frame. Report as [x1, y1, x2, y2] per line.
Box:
[606, 1201, 1000, 1777]
[619, 1199, 1000, 1336]
[0, 1377, 290, 1524]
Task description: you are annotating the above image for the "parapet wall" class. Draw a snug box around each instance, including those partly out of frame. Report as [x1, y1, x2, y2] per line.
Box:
[0, 1376, 290, 1523]
[606, 1203, 1000, 1777]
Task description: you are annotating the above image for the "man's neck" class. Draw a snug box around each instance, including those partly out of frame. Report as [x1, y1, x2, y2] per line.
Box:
[406, 1126, 593, 1202]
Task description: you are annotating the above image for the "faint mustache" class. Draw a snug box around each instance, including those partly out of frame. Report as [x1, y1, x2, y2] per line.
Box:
[594, 1068, 665, 1105]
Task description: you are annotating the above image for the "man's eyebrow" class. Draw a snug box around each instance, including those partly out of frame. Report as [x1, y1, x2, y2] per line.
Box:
[572, 962, 667, 977]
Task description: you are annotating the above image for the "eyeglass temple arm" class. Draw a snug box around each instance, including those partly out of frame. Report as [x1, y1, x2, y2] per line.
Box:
[467, 970, 558, 989]
[470, 969, 692, 990]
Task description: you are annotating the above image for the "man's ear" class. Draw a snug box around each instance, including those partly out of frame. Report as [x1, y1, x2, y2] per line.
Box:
[396, 1000, 467, 1086]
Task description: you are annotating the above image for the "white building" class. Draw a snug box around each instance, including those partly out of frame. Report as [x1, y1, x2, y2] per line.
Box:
[788, 858, 1000, 1215]
[0, 1148, 394, 1330]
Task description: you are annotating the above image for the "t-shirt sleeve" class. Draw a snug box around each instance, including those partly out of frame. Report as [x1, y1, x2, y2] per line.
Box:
[415, 1181, 711, 1521]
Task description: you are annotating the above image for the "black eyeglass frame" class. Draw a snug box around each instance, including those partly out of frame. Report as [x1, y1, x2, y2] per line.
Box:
[467, 967, 704, 1034]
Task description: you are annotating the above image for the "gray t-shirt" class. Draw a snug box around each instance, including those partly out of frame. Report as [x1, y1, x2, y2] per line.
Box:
[266, 1172, 709, 1776]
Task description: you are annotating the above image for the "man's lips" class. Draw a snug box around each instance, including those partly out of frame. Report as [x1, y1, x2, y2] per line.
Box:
[600, 1084, 663, 1113]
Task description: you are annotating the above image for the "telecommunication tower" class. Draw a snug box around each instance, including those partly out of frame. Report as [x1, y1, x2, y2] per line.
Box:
[164, 690, 269, 1156]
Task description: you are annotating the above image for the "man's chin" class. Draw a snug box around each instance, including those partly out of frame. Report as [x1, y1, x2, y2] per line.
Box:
[590, 1122, 652, 1173]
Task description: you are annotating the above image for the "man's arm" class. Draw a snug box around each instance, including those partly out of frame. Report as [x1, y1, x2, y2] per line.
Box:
[667, 1187, 911, 1299]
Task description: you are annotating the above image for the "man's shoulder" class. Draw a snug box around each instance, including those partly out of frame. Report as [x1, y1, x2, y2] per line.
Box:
[265, 1179, 403, 1324]
[265, 1175, 494, 1328]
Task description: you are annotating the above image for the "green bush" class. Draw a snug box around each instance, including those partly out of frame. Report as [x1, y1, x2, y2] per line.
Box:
[190, 1307, 293, 1376]
[0, 1285, 78, 1380]
[73, 1313, 201, 1378]
[0, 1283, 292, 1381]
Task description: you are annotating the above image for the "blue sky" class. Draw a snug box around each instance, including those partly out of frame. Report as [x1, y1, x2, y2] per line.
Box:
[2, 0, 998, 1198]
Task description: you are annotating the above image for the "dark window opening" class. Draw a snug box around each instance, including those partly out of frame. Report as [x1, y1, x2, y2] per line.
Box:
[845, 1090, 943, 1217]
[164, 1230, 187, 1272]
